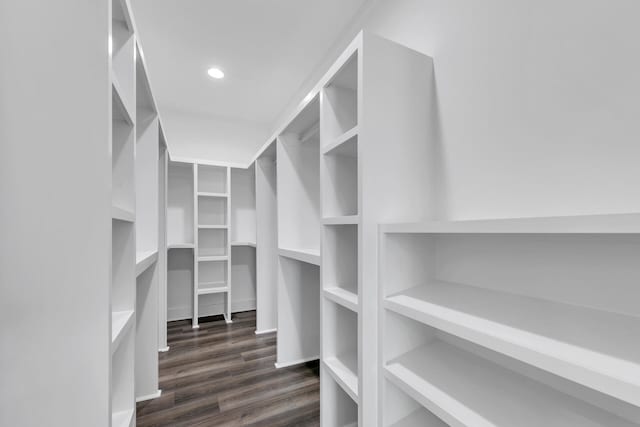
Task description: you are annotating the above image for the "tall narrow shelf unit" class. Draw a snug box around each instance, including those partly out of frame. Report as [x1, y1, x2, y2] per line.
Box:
[134, 41, 161, 402]
[275, 96, 322, 368]
[255, 143, 278, 334]
[317, 32, 436, 427]
[230, 166, 257, 315]
[195, 164, 232, 326]
[110, 0, 136, 425]
[166, 160, 195, 323]
[379, 214, 640, 426]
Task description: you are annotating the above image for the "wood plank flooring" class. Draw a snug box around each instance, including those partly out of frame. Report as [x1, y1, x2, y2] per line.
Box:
[136, 311, 320, 426]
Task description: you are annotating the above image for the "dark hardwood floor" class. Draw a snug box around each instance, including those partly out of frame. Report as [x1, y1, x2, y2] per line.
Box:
[136, 311, 320, 426]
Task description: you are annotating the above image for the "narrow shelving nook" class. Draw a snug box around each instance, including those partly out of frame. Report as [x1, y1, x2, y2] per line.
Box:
[198, 164, 227, 194]
[320, 368, 358, 427]
[198, 196, 227, 227]
[255, 143, 278, 334]
[167, 160, 195, 323]
[198, 228, 227, 256]
[134, 42, 160, 402]
[323, 300, 358, 403]
[276, 256, 320, 368]
[323, 224, 358, 311]
[275, 95, 322, 367]
[110, 0, 136, 422]
[167, 161, 195, 246]
[321, 52, 357, 143]
[322, 132, 358, 218]
[383, 380, 446, 427]
[277, 96, 321, 259]
[380, 214, 640, 426]
[195, 164, 231, 325]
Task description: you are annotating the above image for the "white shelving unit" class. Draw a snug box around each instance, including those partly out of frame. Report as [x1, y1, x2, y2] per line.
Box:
[110, 0, 136, 424]
[134, 42, 161, 403]
[255, 143, 278, 334]
[318, 32, 436, 427]
[194, 164, 232, 326]
[230, 166, 257, 316]
[166, 161, 195, 323]
[275, 96, 321, 368]
[379, 214, 640, 426]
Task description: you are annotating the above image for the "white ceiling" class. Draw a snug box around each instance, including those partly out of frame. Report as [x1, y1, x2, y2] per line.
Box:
[131, 0, 369, 126]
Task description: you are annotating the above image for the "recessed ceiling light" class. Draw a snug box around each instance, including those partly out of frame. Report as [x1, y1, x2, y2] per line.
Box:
[207, 67, 225, 79]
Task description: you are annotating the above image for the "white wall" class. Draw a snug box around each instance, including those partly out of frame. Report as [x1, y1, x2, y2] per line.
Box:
[0, 0, 111, 425]
[162, 108, 269, 166]
[273, 0, 640, 220]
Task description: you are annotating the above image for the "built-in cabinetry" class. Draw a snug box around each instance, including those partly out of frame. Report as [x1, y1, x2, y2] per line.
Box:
[110, 0, 165, 422]
[249, 31, 436, 426]
[379, 214, 640, 426]
[166, 161, 257, 327]
[276, 97, 322, 368]
[317, 32, 435, 427]
[110, 1, 136, 424]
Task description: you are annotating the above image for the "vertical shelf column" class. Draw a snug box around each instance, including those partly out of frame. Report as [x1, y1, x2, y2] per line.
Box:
[110, 0, 136, 424]
[194, 164, 232, 327]
[320, 48, 360, 427]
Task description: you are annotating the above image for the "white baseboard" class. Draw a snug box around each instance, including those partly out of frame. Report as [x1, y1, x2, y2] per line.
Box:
[255, 328, 277, 335]
[168, 298, 256, 322]
[275, 355, 319, 369]
[136, 389, 161, 403]
[158, 346, 170, 352]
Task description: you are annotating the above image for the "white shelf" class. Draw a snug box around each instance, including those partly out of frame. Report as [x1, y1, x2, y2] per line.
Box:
[278, 247, 321, 266]
[112, 76, 134, 126]
[135, 250, 158, 277]
[112, 205, 135, 222]
[167, 243, 194, 249]
[231, 241, 256, 248]
[384, 340, 633, 427]
[324, 287, 358, 312]
[111, 409, 135, 427]
[198, 225, 228, 229]
[381, 213, 640, 235]
[197, 283, 229, 295]
[389, 409, 447, 427]
[198, 255, 228, 262]
[111, 310, 134, 354]
[385, 280, 640, 407]
[198, 191, 228, 198]
[324, 354, 358, 402]
[322, 215, 360, 225]
[322, 126, 358, 156]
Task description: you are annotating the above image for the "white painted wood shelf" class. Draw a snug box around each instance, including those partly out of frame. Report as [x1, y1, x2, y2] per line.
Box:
[112, 77, 134, 126]
[197, 283, 229, 295]
[135, 250, 158, 277]
[389, 409, 447, 427]
[167, 243, 194, 249]
[385, 280, 640, 407]
[111, 310, 134, 353]
[231, 241, 256, 248]
[198, 255, 228, 262]
[112, 205, 135, 222]
[197, 191, 228, 198]
[324, 354, 359, 403]
[322, 215, 360, 225]
[385, 340, 634, 427]
[111, 409, 135, 427]
[278, 247, 321, 266]
[322, 125, 358, 156]
[381, 213, 640, 235]
[324, 287, 358, 312]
